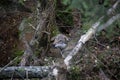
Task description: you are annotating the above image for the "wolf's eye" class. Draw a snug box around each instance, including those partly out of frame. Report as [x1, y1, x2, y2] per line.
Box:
[59, 40, 64, 42]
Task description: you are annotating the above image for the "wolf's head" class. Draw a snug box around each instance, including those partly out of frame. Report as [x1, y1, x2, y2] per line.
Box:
[51, 34, 69, 50]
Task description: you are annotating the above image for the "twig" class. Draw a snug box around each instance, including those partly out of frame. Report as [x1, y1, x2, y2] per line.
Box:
[20, 40, 32, 66]
[97, 14, 120, 32]
[0, 57, 19, 72]
[29, 23, 36, 30]
[107, 0, 120, 15]
[99, 69, 110, 80]
[42, 31, 51, 35]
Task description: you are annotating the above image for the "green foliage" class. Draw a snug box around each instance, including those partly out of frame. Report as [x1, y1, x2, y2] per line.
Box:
[81, 21, 93, 33]
[13, 57, 21, 65]
[55, 0, 74, 27]
[68, 66, 81, 80]
[14, 50, 24, 57]
[116, 20, 120, 27]
[11, 49, 24, 65]
[99, 20, 120, 40]
[106, 26, 116, 39]
[62, 0, 120, 25]
[18, 0, 25, 5]
[103, 0, 111, 7]
[56, 11, 73, 26]
[51, 25, 60, 36]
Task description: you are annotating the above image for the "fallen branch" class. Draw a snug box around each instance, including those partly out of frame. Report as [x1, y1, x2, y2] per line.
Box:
[0, 66, 52, 79]
[97, 14, 120, 32]
[107, 0, 120, 15]
[64, 21, 100, 69]
[20, 1, 52, 66]
[64, 14, 120, 69]
[20, 40, 35, 66]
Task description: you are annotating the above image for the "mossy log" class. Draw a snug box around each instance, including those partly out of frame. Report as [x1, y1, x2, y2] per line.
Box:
[0, 66, 52, 79]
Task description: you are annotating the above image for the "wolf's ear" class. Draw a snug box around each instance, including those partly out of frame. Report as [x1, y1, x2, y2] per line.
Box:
[51, 36, 56, 41]
[64, 36, 69, 42]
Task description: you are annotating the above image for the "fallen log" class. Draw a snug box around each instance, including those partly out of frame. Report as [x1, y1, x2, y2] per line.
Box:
[0, 66, 52, 79]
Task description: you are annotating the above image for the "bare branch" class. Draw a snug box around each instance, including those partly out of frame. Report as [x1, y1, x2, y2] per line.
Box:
[20, 40, 33, 66]
[97, 14, 120, 32]
[0, 57, 19, 72]
[107, 0, 120, 15]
